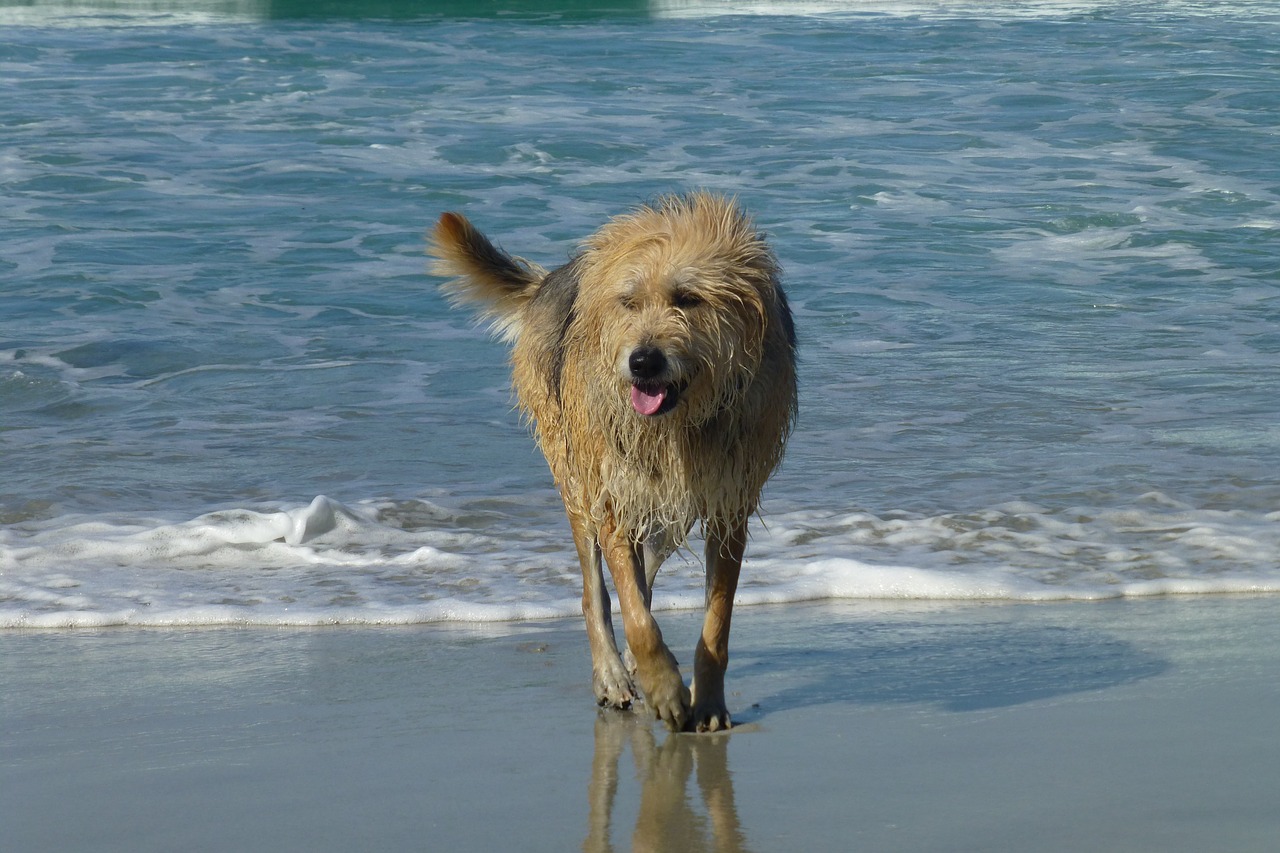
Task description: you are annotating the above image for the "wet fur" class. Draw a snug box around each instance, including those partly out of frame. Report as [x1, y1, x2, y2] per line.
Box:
[430, 192, 797, 732]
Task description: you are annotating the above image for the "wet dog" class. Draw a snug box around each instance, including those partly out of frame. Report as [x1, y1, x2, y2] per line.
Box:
[430, 192, 796, 731]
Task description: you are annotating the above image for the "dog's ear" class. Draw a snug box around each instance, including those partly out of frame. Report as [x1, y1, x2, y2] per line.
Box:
[429, 212, 547, 334]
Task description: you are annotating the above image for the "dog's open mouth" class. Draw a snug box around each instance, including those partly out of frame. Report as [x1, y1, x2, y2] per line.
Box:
[630, 382, 680, 417]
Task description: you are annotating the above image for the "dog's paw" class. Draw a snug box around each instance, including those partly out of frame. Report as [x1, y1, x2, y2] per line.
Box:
[640, 662, 692, 732]
[593, 657, 638, 710]
[690, 699, 732, 733]
[689, 676, 733, 732]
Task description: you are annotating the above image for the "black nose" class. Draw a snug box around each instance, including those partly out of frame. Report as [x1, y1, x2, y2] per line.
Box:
[628, 345, 667, 381]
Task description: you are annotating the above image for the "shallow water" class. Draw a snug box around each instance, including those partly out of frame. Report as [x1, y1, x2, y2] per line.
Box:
[5, 597, 1280, 851]
[3, 0, 1279, 626]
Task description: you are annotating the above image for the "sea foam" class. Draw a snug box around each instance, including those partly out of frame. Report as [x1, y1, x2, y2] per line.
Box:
[5, 494, 1279, 629]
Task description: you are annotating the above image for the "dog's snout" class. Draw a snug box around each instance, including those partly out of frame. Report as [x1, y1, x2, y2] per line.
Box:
[628, 345, 667, 381]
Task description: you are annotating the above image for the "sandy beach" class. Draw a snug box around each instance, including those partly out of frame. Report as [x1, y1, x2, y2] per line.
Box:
[4, 596, 1278, 852]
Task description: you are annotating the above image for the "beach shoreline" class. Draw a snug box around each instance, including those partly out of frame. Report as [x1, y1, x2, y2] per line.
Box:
[4, 595, 1278, 851]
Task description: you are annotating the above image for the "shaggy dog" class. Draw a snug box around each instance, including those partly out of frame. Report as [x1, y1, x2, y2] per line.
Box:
[430, 192, 796, 732]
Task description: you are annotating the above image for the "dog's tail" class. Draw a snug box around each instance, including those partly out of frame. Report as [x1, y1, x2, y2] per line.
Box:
[429, 212, 546, 340]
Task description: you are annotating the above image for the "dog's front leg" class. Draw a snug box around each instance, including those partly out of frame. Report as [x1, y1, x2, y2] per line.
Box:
[599, 515, 690, 731]
[691, 516, 748, 732]
[570, 512, 636, 709]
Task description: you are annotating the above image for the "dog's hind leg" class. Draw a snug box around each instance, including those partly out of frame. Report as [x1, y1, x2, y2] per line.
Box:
[691, 516, 748, 732]
[600, 515, 690, 732]
[641, 523, 687, 599]
[571, 512, 636, 709]
[641, 541, 664, 607]
[624, 528, 685, 676]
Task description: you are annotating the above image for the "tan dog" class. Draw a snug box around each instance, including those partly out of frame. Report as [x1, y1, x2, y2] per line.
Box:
[430, 192, 796, 731]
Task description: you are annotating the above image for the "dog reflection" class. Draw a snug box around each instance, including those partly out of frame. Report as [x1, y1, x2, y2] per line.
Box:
[584, 714, 751, 853]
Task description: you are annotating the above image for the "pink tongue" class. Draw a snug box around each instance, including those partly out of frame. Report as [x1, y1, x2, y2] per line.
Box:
[630, 384, 667, 416]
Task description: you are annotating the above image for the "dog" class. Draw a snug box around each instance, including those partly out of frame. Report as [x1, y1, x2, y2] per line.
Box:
[430, 192, 796, 732]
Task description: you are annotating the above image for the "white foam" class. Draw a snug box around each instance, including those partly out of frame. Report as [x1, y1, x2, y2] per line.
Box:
[4, 494, 1280, 629]
[0, 0, 271, 27]
[7, 0, 1273, 27]
[650, 0, 1280, 18]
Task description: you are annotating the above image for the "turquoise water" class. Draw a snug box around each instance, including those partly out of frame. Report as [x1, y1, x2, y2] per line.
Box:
[3, 1, 1280, 626]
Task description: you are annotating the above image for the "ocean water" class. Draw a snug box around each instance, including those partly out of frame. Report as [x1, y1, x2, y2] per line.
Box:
[2, 0, 1279, 628]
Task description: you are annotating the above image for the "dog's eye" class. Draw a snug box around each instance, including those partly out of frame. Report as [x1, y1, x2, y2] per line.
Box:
[672, 290, 702, 310]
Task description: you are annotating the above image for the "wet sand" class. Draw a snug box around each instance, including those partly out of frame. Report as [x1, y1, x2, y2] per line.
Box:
[4, 596, 1279, 851]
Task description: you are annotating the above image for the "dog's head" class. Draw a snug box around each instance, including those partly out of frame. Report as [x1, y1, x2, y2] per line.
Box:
[576, 193, 785, 425]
